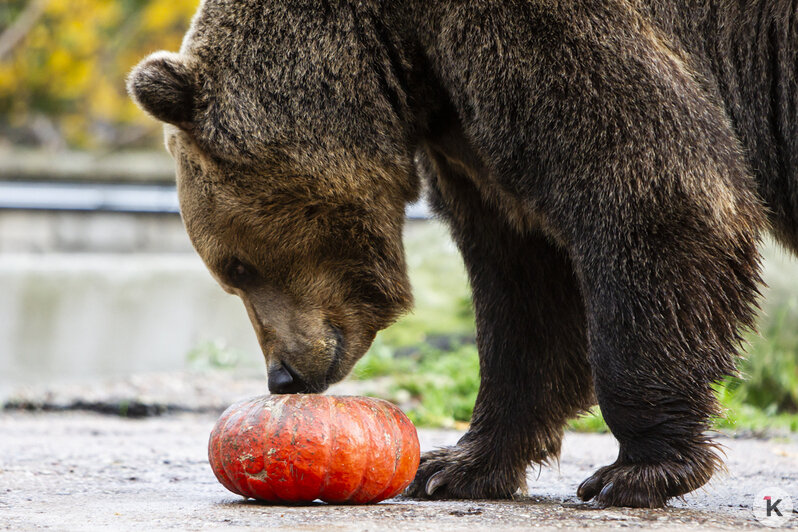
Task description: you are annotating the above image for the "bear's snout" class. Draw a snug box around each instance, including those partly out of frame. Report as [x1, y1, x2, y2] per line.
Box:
[262, 322, 346, 394]
[267, 361, 308, 394]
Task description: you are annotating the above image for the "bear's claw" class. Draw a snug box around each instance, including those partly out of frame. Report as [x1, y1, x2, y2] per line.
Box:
[425, 471, 446, 497]
[578, 449, 719, 508]
[405, 446, 524, 500]
[576, 473, 602, 502]
[578, 464, 667, 508]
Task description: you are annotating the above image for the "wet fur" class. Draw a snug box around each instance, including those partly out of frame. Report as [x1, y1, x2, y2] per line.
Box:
[128, 0, 798, 508]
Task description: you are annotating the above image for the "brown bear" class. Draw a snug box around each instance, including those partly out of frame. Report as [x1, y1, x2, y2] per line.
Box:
[128, 0, 798, 508]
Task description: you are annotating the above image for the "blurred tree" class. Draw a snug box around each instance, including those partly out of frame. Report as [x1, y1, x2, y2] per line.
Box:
[0, 0, 199, 150]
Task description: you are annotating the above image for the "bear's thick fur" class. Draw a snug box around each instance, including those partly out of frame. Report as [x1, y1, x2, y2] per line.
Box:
[128, 0, 798, 508]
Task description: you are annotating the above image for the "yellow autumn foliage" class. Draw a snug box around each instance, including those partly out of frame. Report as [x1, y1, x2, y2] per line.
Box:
[0, 0, 200, 149]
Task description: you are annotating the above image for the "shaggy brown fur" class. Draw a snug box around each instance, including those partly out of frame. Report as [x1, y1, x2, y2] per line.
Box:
[128, 0, 796, 508]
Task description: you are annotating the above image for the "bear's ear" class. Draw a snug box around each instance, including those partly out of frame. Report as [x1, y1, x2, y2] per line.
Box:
[127, 51, 197, 129]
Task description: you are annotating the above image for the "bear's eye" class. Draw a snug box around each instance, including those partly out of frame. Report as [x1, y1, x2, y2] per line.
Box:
[226, 258, 256, 288]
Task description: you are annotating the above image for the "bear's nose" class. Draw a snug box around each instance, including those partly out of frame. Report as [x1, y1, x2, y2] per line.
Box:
[267, 362, 307, 394]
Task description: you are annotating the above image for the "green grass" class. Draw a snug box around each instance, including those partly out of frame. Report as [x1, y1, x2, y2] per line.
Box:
[187, 339, 243, 370]
[351, 225, 798, 433]
[733, 302, 798, 413]
[377, 222, 476, 347]
[355, 340, 480, 428]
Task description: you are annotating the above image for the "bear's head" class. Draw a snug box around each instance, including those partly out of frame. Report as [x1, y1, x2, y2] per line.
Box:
[127, 1, 419, 393]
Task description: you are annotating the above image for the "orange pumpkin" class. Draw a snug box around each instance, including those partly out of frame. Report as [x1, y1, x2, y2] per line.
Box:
[208, 395, 420, 504]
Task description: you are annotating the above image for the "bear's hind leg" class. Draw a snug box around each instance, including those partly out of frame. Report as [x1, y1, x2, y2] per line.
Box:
[405, 152, 594, 499]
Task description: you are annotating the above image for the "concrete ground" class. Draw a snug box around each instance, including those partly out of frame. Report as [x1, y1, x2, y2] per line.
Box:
[2, 409, 797, 531]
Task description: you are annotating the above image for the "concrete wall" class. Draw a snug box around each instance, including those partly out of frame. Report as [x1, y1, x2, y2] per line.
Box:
[0, 253, 262, 392]
[0, 210, 193, 254]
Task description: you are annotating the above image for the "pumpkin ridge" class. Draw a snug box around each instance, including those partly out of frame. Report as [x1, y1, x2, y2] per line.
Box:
[242, 396, 276, 500]
[317, 396, 335, 502]
[220, 400, 254, 497]
[209, 403, 241, 496]
[343, 399, 372, 503]
[289, 394, 326, 501]
[374, 400, 403, 501]
[266, 395, 293, 502]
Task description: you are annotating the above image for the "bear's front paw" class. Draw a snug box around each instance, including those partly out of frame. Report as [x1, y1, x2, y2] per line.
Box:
[404, 446, 525, 500]
[577, 449, 719, 508]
